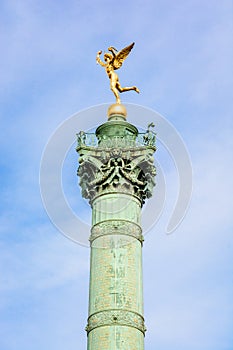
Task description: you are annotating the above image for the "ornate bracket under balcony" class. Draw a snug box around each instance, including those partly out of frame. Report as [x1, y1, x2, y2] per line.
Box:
[77, 149, 155, 205]
[77, 121, 156, 205]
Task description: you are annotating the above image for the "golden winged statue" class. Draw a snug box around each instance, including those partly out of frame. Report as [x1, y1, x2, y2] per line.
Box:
[96, 42, 140, 104]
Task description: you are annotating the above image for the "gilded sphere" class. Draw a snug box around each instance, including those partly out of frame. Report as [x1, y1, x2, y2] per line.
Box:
[107, 104, 127, 119]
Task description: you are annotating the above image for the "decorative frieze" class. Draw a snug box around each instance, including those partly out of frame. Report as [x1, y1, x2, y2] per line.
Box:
[90, 220, 143, 243]
[86, 309, 146, 335]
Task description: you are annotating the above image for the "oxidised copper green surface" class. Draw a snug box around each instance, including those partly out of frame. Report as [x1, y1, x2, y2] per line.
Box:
[77, 108, 156, 350]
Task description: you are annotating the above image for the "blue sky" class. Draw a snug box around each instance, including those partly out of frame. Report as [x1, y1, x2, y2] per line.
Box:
[0, 0, 233, 349]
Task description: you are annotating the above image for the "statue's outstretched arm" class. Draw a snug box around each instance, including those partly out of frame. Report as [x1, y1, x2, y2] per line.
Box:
[96, 51, 106, 67]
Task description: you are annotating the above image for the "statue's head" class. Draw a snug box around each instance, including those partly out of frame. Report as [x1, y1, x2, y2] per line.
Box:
[104, 53, 112, 62]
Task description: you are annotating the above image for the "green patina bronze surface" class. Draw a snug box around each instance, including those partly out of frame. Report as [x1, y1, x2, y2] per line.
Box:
[76, 106, 156, 349]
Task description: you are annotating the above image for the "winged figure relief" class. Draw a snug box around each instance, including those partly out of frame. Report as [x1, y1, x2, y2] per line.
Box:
[96, 42, 140, 104]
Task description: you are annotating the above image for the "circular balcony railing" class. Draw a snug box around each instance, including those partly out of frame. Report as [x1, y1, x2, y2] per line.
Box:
[76, 131, 156, 149]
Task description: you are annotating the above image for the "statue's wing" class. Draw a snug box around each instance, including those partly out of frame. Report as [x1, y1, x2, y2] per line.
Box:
[112, 42, 135, 70]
